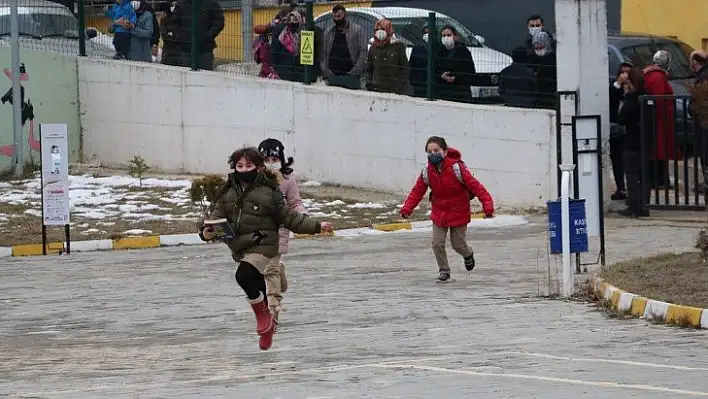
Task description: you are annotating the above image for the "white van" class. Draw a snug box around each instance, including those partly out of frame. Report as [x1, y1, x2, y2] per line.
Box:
[314, 7, 512, 99]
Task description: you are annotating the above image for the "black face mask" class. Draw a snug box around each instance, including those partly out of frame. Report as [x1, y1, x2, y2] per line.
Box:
[288, 22, 299, 31]
[233, 169, 258, 183]
[334, 18, 346, 27]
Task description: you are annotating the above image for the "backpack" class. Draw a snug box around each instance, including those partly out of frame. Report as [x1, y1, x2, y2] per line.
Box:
[421, 161, 476, 201]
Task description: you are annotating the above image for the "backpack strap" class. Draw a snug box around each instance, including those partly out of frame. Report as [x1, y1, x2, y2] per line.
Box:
[421, 166, 429, 186]
[452, 163, 464, 185]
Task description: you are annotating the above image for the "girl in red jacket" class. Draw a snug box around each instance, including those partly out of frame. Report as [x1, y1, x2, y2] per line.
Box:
[400, 136, 494, 283]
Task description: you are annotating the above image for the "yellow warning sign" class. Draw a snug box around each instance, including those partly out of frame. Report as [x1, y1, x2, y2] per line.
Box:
[300, 30, 314, 66]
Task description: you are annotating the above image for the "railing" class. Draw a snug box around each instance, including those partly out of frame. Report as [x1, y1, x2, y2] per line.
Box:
[639, 94, 707, 210]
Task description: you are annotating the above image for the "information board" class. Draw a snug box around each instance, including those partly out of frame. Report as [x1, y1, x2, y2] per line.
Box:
[40, 123, 70, 226]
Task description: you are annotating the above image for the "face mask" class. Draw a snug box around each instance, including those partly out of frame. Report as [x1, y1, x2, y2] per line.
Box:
[534, 48, 548, 57]
[234, 169, 258, 183]
[441, 36, 455, 49]
[265, 162, 281, 171]
[427, 152, 444, 165]
[375, 30, 387, 41]
[529, 26, 542, 35]
[169, 4, 175, 12]
[130, 0, 140, 10]
[334, 18, 346, 27]
[422, 33, 429, 43]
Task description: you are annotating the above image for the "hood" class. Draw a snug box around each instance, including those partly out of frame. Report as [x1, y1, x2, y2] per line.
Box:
[643, 64, 668, 76]
[446, 148, 462, 161]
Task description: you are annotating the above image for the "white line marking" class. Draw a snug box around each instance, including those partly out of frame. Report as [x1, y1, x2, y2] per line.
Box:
[371, 364, 708, 396]
[498, 351, 708, 372]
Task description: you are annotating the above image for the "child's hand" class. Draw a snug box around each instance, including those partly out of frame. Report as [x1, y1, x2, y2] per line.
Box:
[320, 222, 333, 232]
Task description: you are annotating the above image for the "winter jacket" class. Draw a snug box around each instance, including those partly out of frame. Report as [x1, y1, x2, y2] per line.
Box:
[408, 43, 428, 97]
[322, 21, 368, 77]
[160, 10, 182, 64]
[498, 62, 538, 108]
[401, 148, 494, 228]
[527, 52, 557, 108]
[275, 171, 306, 254]
[643, 65, 678, 160]
[436, 43, 476, 103]
[270, 23, 304, 82]
[104, 0, 136, 34]
[129, 11, 154, 62]
[207, 170, 321, 260]
[609, 81, 624, 124]
[618, 89, 647, 152]
[365, 41, 409, 95]
[690, 66, 708, 129]
[172, 0, 225, 53]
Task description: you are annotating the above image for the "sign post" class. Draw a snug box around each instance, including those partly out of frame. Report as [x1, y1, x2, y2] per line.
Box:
[39, 123, 71, 255]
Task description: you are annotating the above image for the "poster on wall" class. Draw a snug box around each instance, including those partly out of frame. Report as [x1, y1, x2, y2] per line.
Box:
[40, 123, 70, 226]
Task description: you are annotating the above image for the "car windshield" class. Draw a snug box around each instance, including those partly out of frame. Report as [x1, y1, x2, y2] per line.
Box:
[388, 16, 482, 47]
[0, 11, 78, 39]
[620, 41, 696, 80]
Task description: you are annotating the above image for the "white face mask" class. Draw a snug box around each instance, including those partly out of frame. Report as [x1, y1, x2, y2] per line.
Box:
[422, 33, 429, 42]
[130, 0, 140, 10]
[375, 30, 387, 41]
[529, 26, 542, 35]
[534, 48, 549, 57]
[441, 36, 455, 49]
[265, 162, 281, 171]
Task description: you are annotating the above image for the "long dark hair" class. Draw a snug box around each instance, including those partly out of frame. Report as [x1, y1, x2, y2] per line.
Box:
[425, 135, 449, 151]
[228, 146, 264, 169]
[626, 67, 646, 94]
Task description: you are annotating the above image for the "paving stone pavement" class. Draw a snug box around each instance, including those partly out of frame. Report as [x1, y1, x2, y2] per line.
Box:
[2, 216, 708, 398]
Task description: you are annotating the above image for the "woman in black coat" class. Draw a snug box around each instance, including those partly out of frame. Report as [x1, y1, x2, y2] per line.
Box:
[436, 25, 476, 104]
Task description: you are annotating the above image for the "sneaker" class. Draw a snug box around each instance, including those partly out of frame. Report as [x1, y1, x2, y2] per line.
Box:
[436, 272, 451, 284]
[464, 254, 476, 271]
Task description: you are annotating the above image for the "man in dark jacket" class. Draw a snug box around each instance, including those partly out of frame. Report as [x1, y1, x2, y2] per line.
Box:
[158, 1, 182, 66]
[172, 0, 225, 70]
[408, 24, 429, 97]
[498, 46, 537, 108]
[609, 61, 634, 200]
[524, 14, 556, 58]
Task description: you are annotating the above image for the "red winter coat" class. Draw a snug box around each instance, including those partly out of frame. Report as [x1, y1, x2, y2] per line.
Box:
[401, 148, 494, 228]
[643, 65, 679, 160]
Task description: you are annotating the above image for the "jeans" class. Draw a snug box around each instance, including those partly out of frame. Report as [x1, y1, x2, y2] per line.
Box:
[623, 149, 650, 214]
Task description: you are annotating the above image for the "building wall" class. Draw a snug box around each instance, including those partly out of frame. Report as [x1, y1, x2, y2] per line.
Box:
[0, 49, 81, 173]
[621, 0, 708, 51]
[78, 58, 558, 208]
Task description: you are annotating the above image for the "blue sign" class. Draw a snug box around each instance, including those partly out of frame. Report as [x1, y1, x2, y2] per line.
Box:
[547, 199, 589, 254]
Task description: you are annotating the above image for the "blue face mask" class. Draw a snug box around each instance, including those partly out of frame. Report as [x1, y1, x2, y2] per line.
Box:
[427, 152, 444, 165]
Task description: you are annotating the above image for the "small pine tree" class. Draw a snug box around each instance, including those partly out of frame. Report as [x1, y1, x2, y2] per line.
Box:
[127, 155, 150, 187]
[190, 174, 227, 218]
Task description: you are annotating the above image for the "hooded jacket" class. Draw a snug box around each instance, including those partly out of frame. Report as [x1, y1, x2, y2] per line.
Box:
[643, 64, 678, 160]
[401, 148, 494, 228]
[272, 170, 306, 254]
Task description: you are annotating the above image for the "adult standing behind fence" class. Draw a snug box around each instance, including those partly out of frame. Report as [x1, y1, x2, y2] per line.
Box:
[609, 61, 634, 201]
[126, 0, 154, 62]
[172, 0, 225, 70]
[158, 1, 182, 66]
[408, 24, 429, 98]
[689, 51, 708, 188]
[436, 25, 476, 104]
[365, 19, 409, 95]
[270, 11, 307, 82]
[321, 5, 368, 90]
[527, 30, 556, 109]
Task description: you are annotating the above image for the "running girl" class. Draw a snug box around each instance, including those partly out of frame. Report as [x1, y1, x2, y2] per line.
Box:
[400, 136, 494, 283]
[200, 147, 332, 350]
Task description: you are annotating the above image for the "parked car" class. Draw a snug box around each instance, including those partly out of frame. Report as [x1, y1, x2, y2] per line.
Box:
[0, 0, 114, 59]
[608, 32, 698, 154]
[314, 7, 512, 100]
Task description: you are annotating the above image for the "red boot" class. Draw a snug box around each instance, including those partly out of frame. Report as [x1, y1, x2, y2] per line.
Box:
[247, 293, 274, 335]
[258, 318, 277, 350]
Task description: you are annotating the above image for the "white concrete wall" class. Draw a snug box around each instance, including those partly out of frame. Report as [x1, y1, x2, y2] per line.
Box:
[78, 58, 557, 208]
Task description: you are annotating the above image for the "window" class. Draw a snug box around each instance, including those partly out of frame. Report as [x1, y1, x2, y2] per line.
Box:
[608, 48, 620, 77]
[620, 41, 695, 80]
[0, 9, 78, 38]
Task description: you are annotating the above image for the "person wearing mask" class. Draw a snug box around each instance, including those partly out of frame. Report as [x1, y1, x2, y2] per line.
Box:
[104, 0, 136, 60]
[365, 18, 409, 95]
[321, 5, 368, 90]
[689, 51, 708, 191]
[172, 0, 225, 71]
[127, 0, 154, 62]
[270, 11, 306, 82]
[609, 61, 634, 201]
[436, 25, 476, 103]
[158, 1, 182, 66]
[527, 30, 557, 109]
[524, 14, 555, 58]
[408, 24, 430, 98]
[497, 46, 538, 108]
[643, 50, 678, 189]
[618, 68, 650, 218]
[145, 3, 161, 62]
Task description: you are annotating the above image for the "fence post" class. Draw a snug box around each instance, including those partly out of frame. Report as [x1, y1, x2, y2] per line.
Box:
[303, 0, 314, 85]
[77, 0, 86, 56]
[10, 0, 23, 177]
[425, 12, 436, 101]
[190, 0, 202, 70]
[242, 0, 253, 63]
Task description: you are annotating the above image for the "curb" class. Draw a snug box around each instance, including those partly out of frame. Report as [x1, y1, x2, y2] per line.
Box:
[0, 213, 494, 258]
[592, 277, 708, 329]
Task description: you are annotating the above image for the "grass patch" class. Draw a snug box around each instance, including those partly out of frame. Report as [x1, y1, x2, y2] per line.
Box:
[600, 252, 708, 309]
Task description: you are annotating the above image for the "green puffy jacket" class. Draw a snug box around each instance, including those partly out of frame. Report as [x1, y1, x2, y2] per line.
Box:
[208, 170, 321, 258]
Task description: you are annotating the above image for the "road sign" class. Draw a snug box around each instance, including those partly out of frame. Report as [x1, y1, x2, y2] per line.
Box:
[300, 30, 314, 66]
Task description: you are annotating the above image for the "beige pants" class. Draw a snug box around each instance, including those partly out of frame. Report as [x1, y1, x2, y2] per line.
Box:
[432, 225, 473, 273]
[264, 255, 283, 311]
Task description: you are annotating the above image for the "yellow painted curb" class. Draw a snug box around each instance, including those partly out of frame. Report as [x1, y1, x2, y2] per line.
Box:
[666, 304, 703, 328]
[112, 236, 161, 250]
[630, 296, 648, 317]
[12, 242, 65, 256]
[372, 222, 413, 232]
[293, 231, 335, 239]
[470, 212, 486, 219]
[610, 288, 625, 308]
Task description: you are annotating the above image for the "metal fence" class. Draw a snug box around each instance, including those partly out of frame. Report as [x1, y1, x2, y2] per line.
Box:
[639, 94, 707, 210]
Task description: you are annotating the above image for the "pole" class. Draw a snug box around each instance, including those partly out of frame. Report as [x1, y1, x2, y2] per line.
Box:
[559, 164, 576, 298]
[190, 0, 201, 70]
[425, 12, 436, 101]
[303, 0, 314, 85]
[10, 0, 23, 178]
[241, 0, 253, 64]
[77, 0, 86, 56]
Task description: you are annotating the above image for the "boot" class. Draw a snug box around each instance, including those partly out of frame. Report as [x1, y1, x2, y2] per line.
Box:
[247, 292, 274, 335]
[279, 261, 288, 293]
[258, 318, 277, 350]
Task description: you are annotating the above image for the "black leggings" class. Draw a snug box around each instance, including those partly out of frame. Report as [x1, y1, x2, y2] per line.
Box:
[235, 261, 267, 304]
